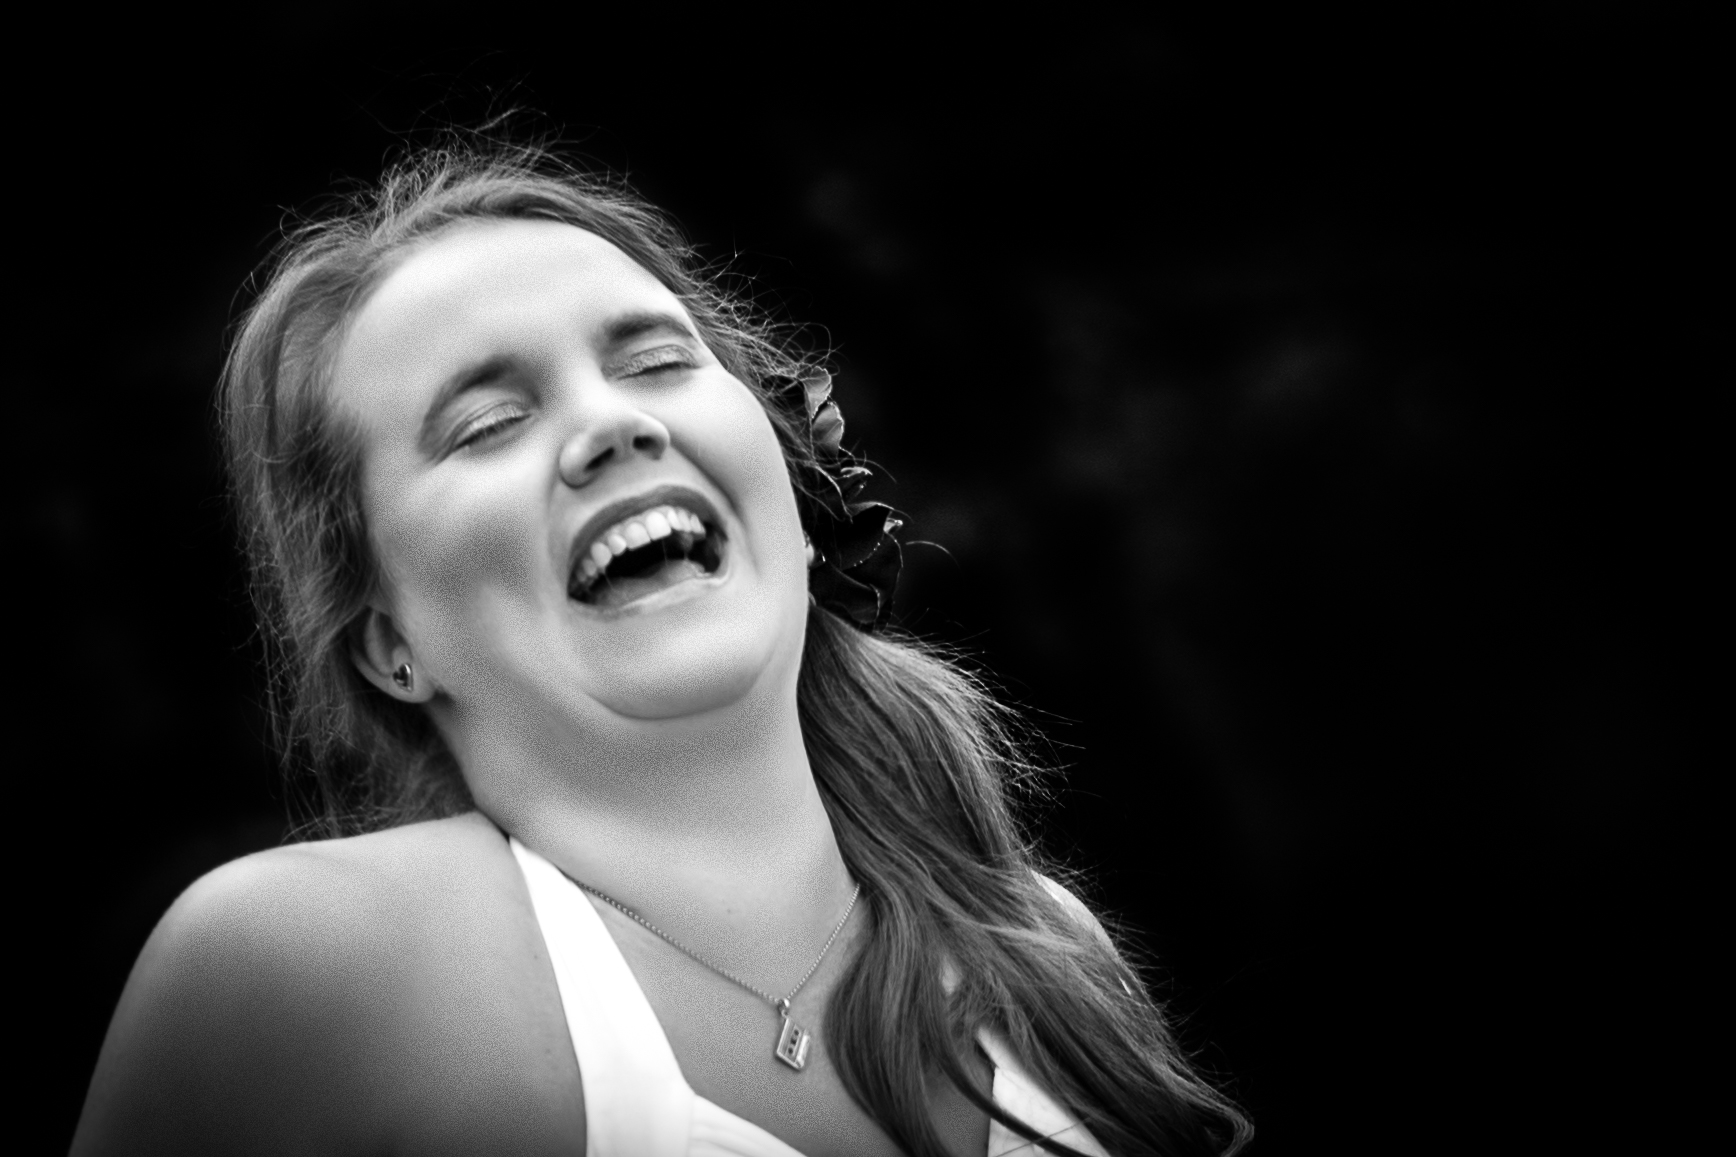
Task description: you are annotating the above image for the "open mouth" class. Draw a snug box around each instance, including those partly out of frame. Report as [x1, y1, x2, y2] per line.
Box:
[567, 500, 725, 610]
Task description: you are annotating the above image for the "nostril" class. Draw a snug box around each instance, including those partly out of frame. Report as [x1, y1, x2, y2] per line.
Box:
[585, 446, 616, 473]
[631, 434, 661, 453]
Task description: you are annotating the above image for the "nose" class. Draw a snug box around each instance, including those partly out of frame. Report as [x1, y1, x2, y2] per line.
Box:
[556, 396, 671, 488]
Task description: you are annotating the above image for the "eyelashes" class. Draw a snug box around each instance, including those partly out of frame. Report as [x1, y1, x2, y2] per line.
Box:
[447, 347, 698, 452]
[613, 344, 698, 376]
[453, 402, 532, 449]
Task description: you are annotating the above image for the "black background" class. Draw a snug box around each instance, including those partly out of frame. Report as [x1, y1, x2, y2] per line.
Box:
[21, 17, 1679, 1155]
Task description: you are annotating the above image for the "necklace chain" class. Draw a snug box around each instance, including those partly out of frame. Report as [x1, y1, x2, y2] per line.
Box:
[566, 873, 861, 1012]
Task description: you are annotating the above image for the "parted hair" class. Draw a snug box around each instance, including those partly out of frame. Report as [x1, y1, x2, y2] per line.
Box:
[220, 142, 1250, 1156]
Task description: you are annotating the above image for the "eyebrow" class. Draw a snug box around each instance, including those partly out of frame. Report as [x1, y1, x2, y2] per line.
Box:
[599, 310, 701, 354]
[415, 311, 700, 455]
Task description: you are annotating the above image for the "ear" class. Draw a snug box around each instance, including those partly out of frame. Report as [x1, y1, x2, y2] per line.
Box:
[350, 607, 435, 704]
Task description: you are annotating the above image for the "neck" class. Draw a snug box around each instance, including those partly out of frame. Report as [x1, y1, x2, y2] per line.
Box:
[439, 667, 855, 982]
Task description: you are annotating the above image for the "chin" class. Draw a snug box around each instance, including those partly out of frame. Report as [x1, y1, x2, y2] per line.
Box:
[570, 589, 804, 722]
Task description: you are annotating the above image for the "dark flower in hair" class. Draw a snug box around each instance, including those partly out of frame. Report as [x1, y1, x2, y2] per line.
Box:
[769, 370, 902, 632]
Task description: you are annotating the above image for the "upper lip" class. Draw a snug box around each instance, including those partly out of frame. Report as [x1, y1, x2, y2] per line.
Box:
[565, 483, 726, 591]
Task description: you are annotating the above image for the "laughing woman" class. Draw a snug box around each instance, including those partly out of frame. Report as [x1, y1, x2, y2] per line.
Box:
[72, 146, 1249, 1157]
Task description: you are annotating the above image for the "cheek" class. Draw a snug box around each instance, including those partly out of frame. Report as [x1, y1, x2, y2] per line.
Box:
[371, 465, 546, 633]
[680, 381, 801, 531]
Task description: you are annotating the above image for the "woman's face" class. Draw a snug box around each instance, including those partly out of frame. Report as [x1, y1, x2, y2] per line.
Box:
[330, 218, 808, 727]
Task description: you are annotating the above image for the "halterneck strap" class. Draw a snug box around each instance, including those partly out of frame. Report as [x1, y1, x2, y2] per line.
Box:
[978, 1028, 1111, 1157]
[510, 837, 694, 1157]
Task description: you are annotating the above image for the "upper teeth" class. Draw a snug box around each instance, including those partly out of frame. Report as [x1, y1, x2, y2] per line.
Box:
[575, 504, 708, 587]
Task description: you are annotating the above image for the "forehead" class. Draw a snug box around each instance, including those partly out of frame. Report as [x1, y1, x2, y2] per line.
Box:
[333, 219, 686, 414]
[370, 217, 674, 317]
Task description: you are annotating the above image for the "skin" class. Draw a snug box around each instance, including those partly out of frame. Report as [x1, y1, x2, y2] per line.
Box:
[73, 220, 991, 1156]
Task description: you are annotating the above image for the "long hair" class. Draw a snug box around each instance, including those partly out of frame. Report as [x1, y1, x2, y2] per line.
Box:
[220, 142, 1250, 1156]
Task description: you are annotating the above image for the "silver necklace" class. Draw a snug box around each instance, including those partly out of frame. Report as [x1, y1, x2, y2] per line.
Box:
[564, 872, 861, 1071]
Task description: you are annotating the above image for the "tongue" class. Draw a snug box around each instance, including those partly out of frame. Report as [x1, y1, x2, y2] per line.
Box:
[586, 557, 711, 609]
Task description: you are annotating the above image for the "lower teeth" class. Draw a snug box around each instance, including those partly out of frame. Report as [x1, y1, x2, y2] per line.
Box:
[574, 536, 718, 603]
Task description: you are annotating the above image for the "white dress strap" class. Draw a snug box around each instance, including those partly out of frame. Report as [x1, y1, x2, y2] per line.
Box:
[512, 836, 1105, 1157]
[511, 837, 695, 1157]
[978, 1030, 1111, 1157]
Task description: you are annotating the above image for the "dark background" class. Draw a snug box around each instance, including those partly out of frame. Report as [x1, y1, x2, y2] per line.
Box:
[21, 19, 1678, 1155]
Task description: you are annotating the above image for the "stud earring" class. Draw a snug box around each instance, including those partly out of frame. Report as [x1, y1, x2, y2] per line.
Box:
[392, 662, 414, 692]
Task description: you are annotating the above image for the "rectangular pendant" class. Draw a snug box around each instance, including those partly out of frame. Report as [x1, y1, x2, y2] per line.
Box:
[774, 1015, 812, 1070]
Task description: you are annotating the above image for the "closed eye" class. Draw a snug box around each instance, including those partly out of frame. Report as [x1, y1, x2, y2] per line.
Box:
[454, 402, 532, 449]
[615, 344, 698, 377]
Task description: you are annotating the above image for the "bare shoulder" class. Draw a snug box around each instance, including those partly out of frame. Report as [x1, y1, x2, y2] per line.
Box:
[208, 807, 515, 902]
[73, 811, 582, 1156]
[117, 810, 518, 1001]
[1034, 871, 1117, 948]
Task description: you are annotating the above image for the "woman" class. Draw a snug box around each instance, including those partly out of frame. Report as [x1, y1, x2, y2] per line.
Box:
[73, 144, 1249, 1157]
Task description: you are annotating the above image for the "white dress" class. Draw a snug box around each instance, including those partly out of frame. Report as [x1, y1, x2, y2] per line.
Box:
[510, 838, 1108, 1157]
